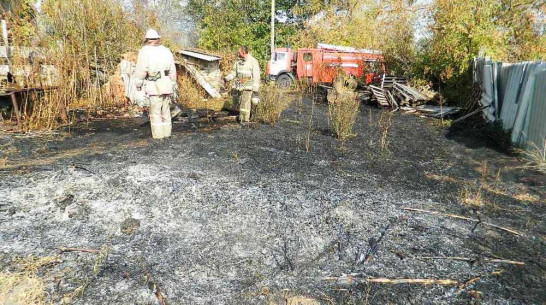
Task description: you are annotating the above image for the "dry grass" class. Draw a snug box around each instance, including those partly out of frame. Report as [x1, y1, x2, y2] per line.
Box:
[5, 0, 170, 130]
[327, 77, 360, 147]
[513, 193, 540, 204]
[254, 82, 292, 125]
[0, 255, 61, 305]
[0, 273, 46, 305]
[377, 111, 394, 155]
[176, 72, 224, 111]
[26, 0, 140, 129]
[286, 295, 320, 305]
[295, 79, 318, 152]
[460, 185, 485, 207]
[518, 139, 546, 174]
[425, 172, 458, 184]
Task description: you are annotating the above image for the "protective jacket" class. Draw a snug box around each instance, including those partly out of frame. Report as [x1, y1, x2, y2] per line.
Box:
[134, 45, 177, 96]
[225, 54, 260, 92]
[134, 44, 176, 139]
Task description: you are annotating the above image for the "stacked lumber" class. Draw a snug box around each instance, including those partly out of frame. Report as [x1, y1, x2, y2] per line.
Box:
[392, 83, 430, 106]
[369, 77, 433, 109]
[369, 85, 389, 107]
[381, 75, 407, 89]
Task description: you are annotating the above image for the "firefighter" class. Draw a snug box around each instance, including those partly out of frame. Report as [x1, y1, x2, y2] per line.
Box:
[224, 46, 261, 123]
[134, 29, 177, 139]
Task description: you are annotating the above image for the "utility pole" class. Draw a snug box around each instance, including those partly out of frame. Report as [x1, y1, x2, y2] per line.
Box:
[270, 0, 275, 56]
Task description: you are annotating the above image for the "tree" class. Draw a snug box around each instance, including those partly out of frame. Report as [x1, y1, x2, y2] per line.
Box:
[1, 0, 38, 46]
[415, 0, 545, 103]
[187, 0, 301, 65]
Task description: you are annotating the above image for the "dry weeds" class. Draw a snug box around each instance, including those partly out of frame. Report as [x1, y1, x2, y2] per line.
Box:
[0, 273, 46, 305]
[176, 71, 224, 111]
[4, 0, 171, 130]
[460, 185, 485, 207]
[518, 139, 546, 174]
[377, 111, 394, 155]
[254, 82, 292, 125]
[327, 77, 360, 147]
[0, 255, 61, 305]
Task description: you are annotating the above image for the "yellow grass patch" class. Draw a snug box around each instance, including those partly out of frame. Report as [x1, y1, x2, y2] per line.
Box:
[176, 72, 226, 111]
[460, 185, 484, 207]
[2, 146, 102, 170]
[482, 184, 540, 204]
[513, 193, 540, 204]
[481, 184, 509, 197]
[0, 255, 61, 305]
[0, 273, 46, 305]
[425, 172, 458, 184]
[286, 296, 320, 305]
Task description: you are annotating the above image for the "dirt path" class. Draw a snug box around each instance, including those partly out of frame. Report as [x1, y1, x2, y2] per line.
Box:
[1, 99, 544, 304]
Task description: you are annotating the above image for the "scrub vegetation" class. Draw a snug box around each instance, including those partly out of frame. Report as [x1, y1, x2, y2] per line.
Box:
[519, 139, 546, 174]
[1, 0, 167, 130]
[1, 0, 544, 129]
[327, 76, 360, 147]
[254, 82, 292, 125]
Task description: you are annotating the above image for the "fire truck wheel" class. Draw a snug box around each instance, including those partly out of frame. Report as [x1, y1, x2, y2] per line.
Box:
[276, 74, 293, 89]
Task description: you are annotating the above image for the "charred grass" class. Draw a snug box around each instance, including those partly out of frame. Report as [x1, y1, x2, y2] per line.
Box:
[0, 93, 545, 304]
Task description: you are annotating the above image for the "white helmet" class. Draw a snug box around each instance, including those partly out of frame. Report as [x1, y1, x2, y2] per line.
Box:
[145, 29, 160, 40]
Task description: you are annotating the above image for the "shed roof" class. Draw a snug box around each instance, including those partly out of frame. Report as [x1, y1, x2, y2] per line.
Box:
[178, 50, 220, 62]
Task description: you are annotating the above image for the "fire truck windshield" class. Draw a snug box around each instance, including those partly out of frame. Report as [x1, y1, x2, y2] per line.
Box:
[273, 52, 286, 62]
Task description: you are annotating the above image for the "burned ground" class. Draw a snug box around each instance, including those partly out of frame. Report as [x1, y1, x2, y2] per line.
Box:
[0, 98, 545, 304]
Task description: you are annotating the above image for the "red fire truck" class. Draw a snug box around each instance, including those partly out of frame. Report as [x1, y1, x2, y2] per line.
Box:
[266, 44, 384, 89]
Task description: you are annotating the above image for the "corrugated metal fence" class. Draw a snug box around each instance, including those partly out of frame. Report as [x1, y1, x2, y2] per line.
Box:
[473, 58, 546, 151]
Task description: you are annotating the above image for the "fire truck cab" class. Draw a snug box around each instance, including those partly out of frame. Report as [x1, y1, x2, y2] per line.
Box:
[266, 44, 384, 89]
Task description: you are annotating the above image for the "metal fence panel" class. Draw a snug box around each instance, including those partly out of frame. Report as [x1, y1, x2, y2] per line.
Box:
[526, 65, 546, 151]
[473, 58, 545, 153]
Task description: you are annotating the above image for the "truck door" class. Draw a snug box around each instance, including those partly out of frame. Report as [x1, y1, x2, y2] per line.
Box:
[297, 51, 314, 80]
[269, 51, 288, 77]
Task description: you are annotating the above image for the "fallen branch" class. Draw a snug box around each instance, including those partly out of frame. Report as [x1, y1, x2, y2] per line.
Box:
[418, 256, 524, 266]
[56, 247, 101, 254]
[456, 269, 504, 294]
[402, 207, 523, 236]
[367, 278, 458, 285]
[452, 105, 489, 124]
[146, 273, 167, 305]
[357, 216, 408, 264]
[213, 115, 237, 123]
[323, 274, 458, 286]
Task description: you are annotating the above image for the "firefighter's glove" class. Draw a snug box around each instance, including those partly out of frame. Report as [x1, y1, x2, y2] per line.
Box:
[251, 92, 260, 105]
[224, 74, 235, 82]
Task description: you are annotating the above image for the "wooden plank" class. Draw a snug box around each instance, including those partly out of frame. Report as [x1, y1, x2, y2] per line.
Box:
[10, 92, 21, 126]
[214, 115, 237, 123]
[178, 60, 221, 98]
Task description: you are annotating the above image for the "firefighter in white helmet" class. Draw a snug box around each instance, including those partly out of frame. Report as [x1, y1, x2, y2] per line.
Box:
[134, 29, 177, 139]
[224, 46, 261, 123]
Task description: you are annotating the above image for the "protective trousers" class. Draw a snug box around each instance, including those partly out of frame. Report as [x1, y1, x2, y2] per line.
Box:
[149, 95, 172, 139]
[239, 90, 252, 122]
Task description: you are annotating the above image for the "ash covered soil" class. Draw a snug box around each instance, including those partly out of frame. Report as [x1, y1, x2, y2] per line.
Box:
[0, 98, 545, 304]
